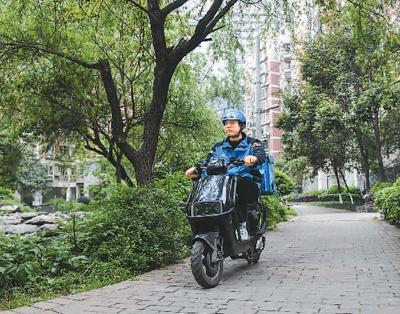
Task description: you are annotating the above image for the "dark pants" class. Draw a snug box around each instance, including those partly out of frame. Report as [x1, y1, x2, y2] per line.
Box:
[236, 176, 259, 223]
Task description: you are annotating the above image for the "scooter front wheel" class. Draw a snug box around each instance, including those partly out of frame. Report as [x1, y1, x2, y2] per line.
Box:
[191, 241, 223, 288]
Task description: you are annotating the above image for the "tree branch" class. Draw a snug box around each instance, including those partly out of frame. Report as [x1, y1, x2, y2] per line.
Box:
[203, 0, 238, 36]
[172, 0, 238, 60]
[147, 1, 168, 60]
[126, 0, 150, 15]
[0, 39, 100, 69]
[161, 0, 189, 16]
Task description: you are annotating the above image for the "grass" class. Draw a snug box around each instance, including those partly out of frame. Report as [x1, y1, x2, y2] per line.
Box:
[0, 266, 135, 310]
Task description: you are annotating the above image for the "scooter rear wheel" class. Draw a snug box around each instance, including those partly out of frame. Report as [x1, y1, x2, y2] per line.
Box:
[191, 241, 223, 288]
[246, 247, 261, 264]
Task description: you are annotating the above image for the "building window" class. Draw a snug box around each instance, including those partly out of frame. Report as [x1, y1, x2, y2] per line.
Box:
[283, 59, 291, 69]
[261, 87, 266, 98]
[283, 43, 291, 52]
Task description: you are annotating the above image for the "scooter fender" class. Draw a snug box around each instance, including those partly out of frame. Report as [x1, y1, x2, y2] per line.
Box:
[192, 232, 219, 252]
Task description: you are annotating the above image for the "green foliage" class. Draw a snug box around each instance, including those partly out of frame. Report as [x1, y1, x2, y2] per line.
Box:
[0, 235, 87, 293]
[279, 157, 311, 186]
[370, 181, 393, 195]
[45, 199, 88, 212]
[374, 179, 400, 224]
[317, 193, 362, 203]
[14, 148, 47, 205]
[274, 169, 295, 196]
[0, 187, 15, 202]
[0, 182, 193, 309]
[278, 0, 400, 187]
[301, 190, 322, 196]
[263, 195, 296, 228]
[153, 171, 191, 202]
[156, 63, 224, 173]
[82, 185, 191, 272]
[0, 116, 23, 189]
[285, 186, 362, 203]
[326, 185, 360, 194]
[0, 0, 245, 186]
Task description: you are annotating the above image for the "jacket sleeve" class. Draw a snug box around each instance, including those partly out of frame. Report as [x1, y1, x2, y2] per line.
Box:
[205, 142, 220, 163]
[249, 138, 267, 165]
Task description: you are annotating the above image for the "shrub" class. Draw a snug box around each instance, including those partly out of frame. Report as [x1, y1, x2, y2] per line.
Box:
[284, 194, 319, 202]
[305, 190, 323, 196]
[374, 182, 400, 225]
[263, 195, 296, 228]
[0, 234, 87, 294]
[0, 187, 15, 202]
[371, 181, 393, 196]
[317, 193, 362, 203]
[153, 171, 191, 202]
[46, 198, 88, 212]
[274, 169, 295, 196]
[81, 185, 191, 273]
[326, 185, 360, 195]
[77, 196, 91, 205]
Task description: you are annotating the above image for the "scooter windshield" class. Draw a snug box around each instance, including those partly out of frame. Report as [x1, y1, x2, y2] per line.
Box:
[192, 175, 230, 204]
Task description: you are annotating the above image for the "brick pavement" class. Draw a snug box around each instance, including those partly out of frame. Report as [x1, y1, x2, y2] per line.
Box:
[3, 205, 400, 314]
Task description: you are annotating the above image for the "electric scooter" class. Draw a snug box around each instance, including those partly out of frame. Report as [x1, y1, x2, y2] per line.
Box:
[186, 159, 267, 288]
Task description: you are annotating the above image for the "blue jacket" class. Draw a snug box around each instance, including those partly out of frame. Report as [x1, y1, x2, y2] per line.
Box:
[206, 134, 266, 181]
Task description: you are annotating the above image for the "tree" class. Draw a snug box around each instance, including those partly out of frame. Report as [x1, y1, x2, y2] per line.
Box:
[279, 0, 400, 191]
[15, 148, 48, 205]
[0, 0, 245, 186]
[0, 113, 24, 189]
[277, 86, 354, 200]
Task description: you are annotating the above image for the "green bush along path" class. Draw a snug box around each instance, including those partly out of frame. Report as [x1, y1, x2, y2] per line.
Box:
[4, 204, 400, 314]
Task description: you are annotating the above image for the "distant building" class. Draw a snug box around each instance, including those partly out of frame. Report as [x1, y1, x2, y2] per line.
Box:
[17, 141, 101, 206]
[243, 28, 298, 160]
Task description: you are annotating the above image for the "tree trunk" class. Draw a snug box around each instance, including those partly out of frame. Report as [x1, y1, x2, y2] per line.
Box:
[84, 132, 134, 187]
[372, 110, 386, 182]
[333, 165, 343, 204]
[339, 169, 354, 204]
[354, 130, 371, 190]
[134, 63, 177, 185]
[115, 150, 122, 184]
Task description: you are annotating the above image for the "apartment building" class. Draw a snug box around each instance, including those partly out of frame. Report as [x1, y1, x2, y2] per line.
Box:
[18, 141, 101, 206]
[243, 1, 320, 161]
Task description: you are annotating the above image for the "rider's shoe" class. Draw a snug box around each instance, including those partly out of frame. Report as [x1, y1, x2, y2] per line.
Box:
[239, 222, 249, 240]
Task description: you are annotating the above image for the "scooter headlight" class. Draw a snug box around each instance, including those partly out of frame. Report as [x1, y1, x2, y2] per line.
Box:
[192, 202, 223, 216]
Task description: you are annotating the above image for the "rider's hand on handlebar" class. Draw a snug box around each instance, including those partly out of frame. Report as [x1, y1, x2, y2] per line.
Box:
[244, 155, 258, 167]
[185, 166, 199, 179]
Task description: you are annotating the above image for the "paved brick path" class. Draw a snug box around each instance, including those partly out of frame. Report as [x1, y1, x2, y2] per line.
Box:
[4, 205, 400, 314]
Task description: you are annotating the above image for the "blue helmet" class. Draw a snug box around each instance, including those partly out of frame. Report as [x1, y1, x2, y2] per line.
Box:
[221, 109, 246, 126]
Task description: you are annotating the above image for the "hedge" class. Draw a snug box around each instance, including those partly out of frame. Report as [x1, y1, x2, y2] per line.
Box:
[374, 178, 400, 225]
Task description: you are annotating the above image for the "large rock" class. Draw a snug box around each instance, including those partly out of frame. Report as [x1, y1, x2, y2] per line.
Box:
[20, 212, 39, 220]
[0, 224, 37, 235]
[0, 214, 22, 225]
[25, 214, 58, 225]
[36, 223, 59, 234]
[0, 204, 20, 213]
[54, 212, 70, 220]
